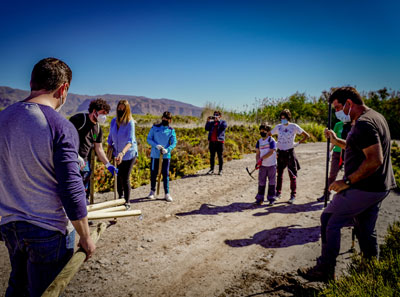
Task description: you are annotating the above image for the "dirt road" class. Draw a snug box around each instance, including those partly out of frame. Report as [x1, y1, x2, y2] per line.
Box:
[1, 142, 399, 296]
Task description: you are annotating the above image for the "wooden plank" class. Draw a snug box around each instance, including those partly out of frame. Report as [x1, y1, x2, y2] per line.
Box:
[42, 222, 107, 297]
[89, 149, 96, 204]
[87, 199, 125, 212]
[87, 210, 141, 220]
[89, 205, 126, 214]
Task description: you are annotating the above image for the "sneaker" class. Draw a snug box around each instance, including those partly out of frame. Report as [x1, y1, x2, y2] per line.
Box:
[275, 193, 281, 200]
[165, 193, 173, 202]
[288, 196, 295, 204]
[298, 263, 335, 282]
[147, 190, 155, 199]
[254, 200, 263, 206]
[268, 200, 275, 206]
[124, 202, 131, 210]
[218, 170, 223, 175]
[206, 169, 214, 175]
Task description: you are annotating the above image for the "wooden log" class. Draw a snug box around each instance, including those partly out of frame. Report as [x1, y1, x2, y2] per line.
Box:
[89, 205, 126, 214]
[87, 210, 141, 220]
[87, 199, 125, 212]
[42, 222, 107, 297]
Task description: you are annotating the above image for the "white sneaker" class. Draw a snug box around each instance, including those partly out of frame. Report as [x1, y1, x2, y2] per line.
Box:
[147, 190, 155, 199]
[288, 196, 295, 204]
[165, 193, 173, 202]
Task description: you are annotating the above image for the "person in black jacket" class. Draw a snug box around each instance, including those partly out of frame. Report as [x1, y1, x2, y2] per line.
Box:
[205, 111, 228, 175]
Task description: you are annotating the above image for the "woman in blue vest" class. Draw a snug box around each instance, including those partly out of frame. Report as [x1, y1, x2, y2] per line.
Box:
[107, 100, 138, 209]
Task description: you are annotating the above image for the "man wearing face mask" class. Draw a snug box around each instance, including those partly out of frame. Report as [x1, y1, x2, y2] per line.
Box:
[205, 110, 228, 175]
[298, 86, 396, 282]
[70, 98, 118, 201]
[0, 58, 95, 296]
[271, 109, 310, 204]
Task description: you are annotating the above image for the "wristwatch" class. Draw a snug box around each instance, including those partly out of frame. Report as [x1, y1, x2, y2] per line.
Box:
[343, 176, 351, 186]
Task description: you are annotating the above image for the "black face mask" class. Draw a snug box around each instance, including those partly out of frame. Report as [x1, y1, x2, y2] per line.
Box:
[260, 132, 267, 138]
[162, 120, 169, 126]
[117, 110, 124, 118]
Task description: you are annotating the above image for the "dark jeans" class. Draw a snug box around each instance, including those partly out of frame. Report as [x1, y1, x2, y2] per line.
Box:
[276, 148, 299, 197]
[209, 141, 224, 171]
[150, 158, 171, 194]
[117, 158, 135, 203]
[0, 221, 74, 297]
[320, 189, 389, 267]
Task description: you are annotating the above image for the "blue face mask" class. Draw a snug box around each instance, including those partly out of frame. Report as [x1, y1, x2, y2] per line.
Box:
[281, 119, 288, 125]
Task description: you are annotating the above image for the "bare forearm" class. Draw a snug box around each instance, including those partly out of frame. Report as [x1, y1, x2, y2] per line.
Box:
[332, 138, 346, 149]
[95, 145, 109, 165]
[71, 216, 91, 240]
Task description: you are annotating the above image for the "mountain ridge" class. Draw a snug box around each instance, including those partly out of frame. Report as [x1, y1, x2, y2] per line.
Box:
[0, 86, 203, 117]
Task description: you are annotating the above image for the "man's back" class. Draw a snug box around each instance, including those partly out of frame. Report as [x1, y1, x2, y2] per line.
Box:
[0, 101, 85, 233]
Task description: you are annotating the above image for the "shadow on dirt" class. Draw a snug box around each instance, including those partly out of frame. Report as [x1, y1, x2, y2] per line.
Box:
[175, 200, 323, 217]
[225, 225, 320, 249]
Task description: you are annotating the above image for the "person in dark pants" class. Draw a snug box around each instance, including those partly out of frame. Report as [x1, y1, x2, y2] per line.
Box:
[0, 58, 95, 297]
[205, 111, 228, 175]
[298, 86, 396, 282]
[147, 111, 177, 202]
[271, 109, 310, 204]
[107, 100, 138, 209]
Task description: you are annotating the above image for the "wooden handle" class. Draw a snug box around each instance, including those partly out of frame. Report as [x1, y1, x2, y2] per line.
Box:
[42, 222, 107, 297]
[88, 210, 142, 220]
[156, 153, 163, 195]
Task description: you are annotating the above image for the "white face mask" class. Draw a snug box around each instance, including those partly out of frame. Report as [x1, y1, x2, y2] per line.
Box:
[335, 103, 351, 123]
[97, 114, 107, 124]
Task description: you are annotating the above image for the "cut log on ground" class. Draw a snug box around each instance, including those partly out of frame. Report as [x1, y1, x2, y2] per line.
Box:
[87, 210, 142, 220]
[87, 199, 125, 212]
[89, 205, 126, 214]
[42, 222, 107, 297]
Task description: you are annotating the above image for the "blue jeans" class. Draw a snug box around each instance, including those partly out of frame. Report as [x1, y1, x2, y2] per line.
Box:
[80, 161, 91, 202]
[150, 158, 171, 194]
[0, 221, 74, 297]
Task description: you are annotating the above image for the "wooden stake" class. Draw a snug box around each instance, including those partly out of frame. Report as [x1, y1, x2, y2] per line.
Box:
[89, 205, 126, 214]
[89, 150, 96, 204]
[87, 210, 141, 220]
[113, 157, 118, 200]
[156, 153, 163, 195]
[42, 222, 107, 297]
[87, 199, 125, 212]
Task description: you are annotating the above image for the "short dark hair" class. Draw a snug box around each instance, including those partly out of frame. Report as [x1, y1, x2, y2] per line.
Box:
[329, 87, 364, 105]
[31, 57, 72, 91]
[280, 109, 291, 121]
[88, 98, 111, 113]
[213, 110, 222, 116]
[162, 111, 172, 120]
[259, 122, 272, 132]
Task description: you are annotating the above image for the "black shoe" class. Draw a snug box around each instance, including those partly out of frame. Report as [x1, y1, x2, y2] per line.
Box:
[218, 170, 223, 175]
[298, 263, 335, 282]
[317, 193, 331, 202]
[206, 169, 214, 175]
[124, 203, 131, 210]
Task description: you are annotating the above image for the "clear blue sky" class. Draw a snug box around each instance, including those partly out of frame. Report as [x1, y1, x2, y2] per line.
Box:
[1, 0, 399, 110]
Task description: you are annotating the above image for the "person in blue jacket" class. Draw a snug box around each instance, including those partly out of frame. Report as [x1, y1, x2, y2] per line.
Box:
[205, 110, 228, 175]
[147, 111, 177, 202]
[107, 100, 138, 209]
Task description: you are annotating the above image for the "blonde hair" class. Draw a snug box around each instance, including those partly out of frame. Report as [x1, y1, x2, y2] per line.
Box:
[116, 100, 133, 128]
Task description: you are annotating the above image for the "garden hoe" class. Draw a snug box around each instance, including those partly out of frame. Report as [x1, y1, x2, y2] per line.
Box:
[246, 163, 261, 180]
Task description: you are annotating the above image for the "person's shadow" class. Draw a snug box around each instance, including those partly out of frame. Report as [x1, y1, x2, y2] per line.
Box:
[252, 200, 324, 216]
[176, 202, 259, 216]
[176, 200, 323, 217]
[225, 224, 320, 249]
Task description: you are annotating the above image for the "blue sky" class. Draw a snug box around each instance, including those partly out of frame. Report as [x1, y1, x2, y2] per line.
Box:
[1, 0, 399, 110]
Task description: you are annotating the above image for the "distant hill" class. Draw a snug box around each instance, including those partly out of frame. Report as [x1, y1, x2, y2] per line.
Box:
[0, 86, 203, 117]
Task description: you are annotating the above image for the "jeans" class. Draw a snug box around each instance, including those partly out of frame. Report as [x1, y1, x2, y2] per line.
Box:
[117, 157, 136, 203]
[320, 189, 389, 267]
[276, 148, 299, 197]
[0, 221, 74, 297]
[150, 158, 171, 194]
[209, 141, 224, 172]
[80, 161, 91, 201]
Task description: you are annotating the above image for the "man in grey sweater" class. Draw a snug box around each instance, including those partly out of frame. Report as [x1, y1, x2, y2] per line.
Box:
[0, 58, 95, 297]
